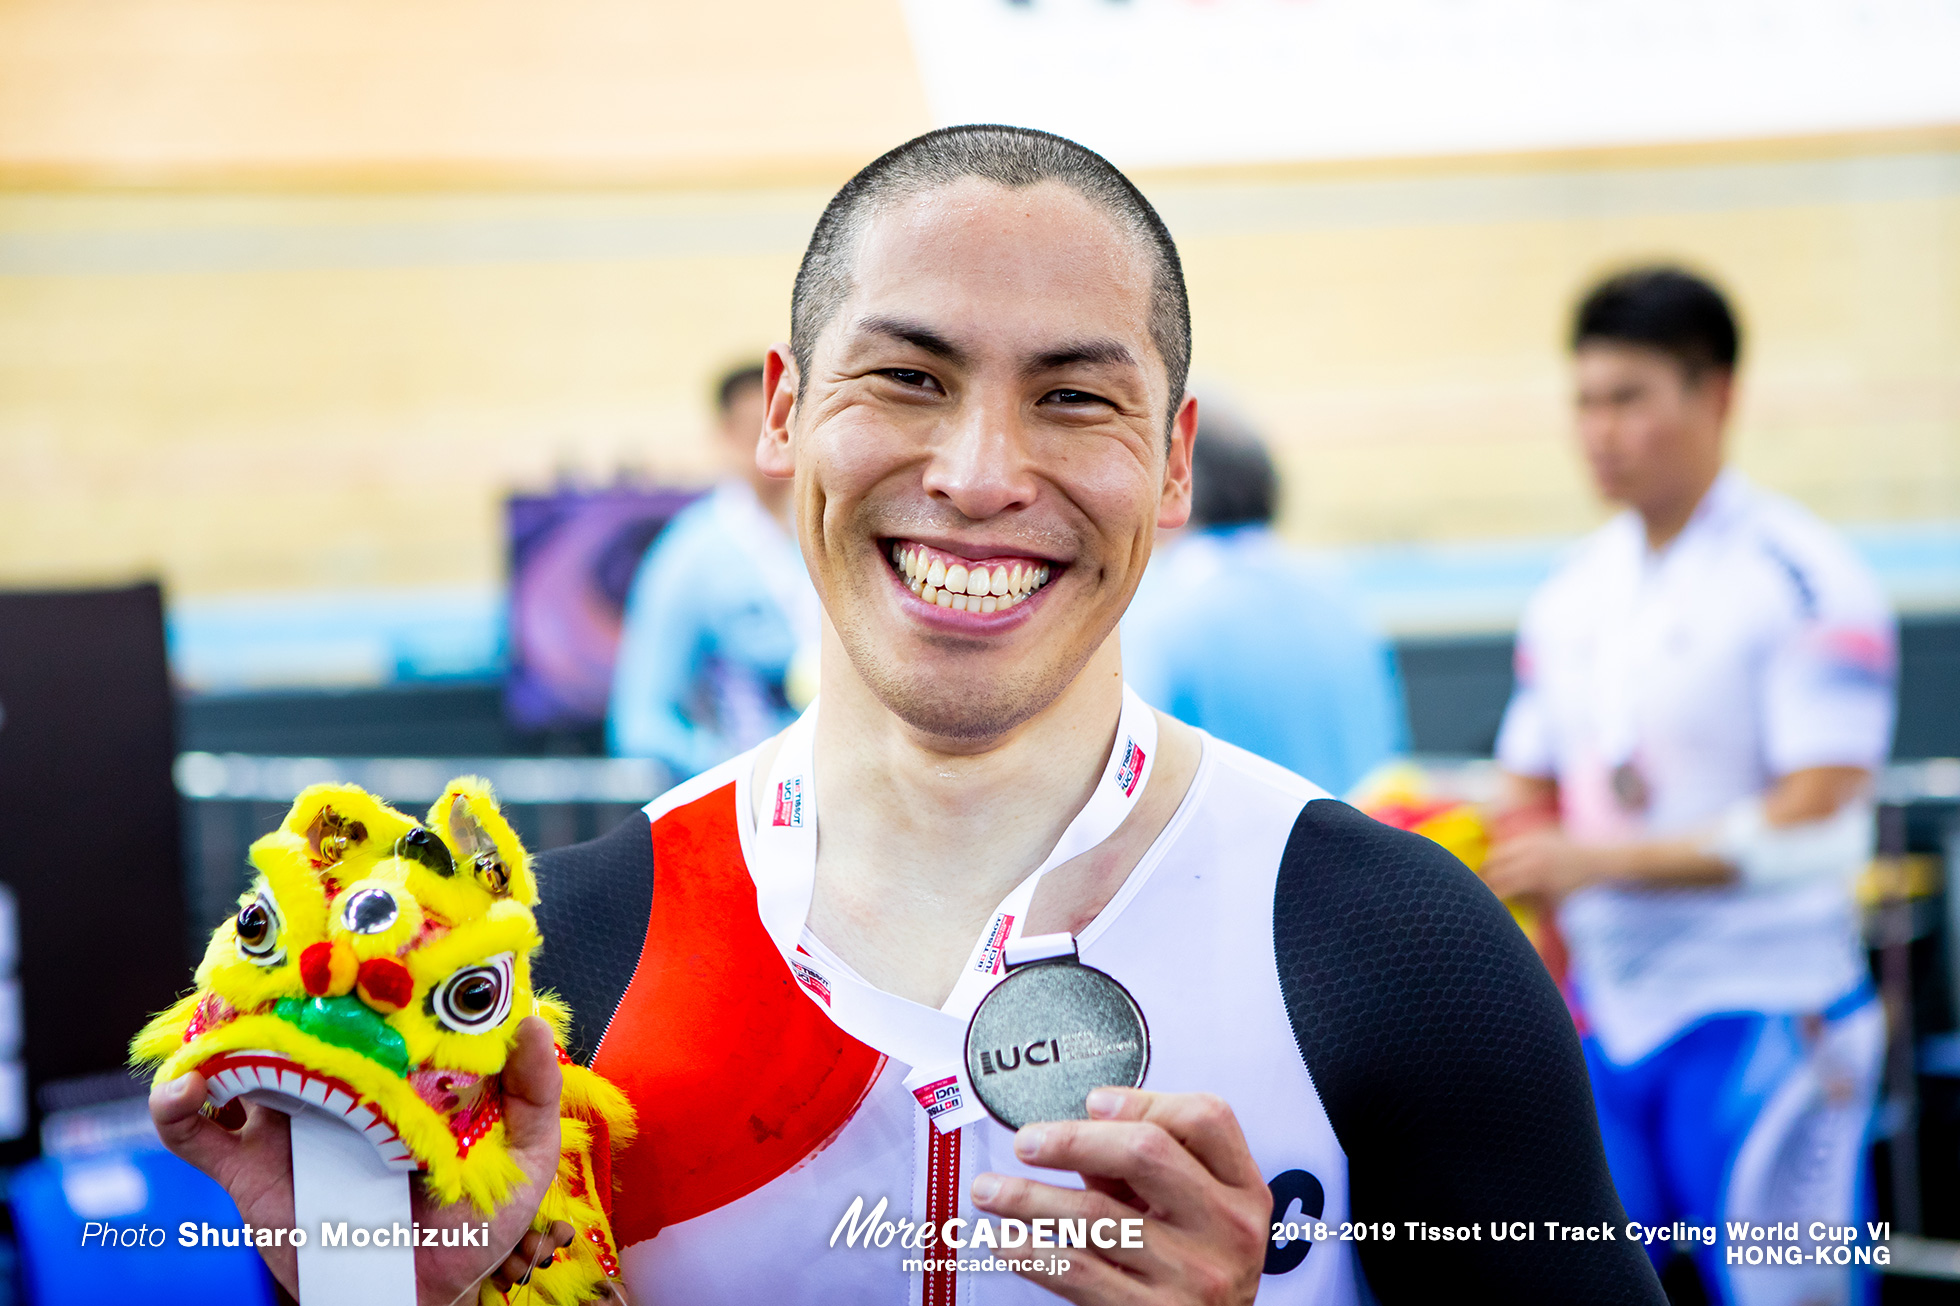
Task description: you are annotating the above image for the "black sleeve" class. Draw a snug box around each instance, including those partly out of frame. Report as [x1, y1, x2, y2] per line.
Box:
[530, 812, 655, 1067]
[1273, 798, 1665, 1304]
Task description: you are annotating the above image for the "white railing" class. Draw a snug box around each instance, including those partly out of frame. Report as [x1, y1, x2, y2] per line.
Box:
[174, 751, 670, 806]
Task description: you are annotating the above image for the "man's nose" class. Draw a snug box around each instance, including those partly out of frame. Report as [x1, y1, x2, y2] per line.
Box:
[919, 396, 1038, 520]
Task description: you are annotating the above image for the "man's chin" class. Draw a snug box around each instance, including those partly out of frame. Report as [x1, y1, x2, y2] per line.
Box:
[881, 672, 1058, 745]
[839, 635, 1077, 748]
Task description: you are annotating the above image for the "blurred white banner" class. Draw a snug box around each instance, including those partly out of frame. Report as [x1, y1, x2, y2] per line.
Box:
[902, 0, 1960, 167]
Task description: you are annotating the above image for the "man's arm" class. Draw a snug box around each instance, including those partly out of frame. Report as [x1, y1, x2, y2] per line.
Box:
[1275, 799, 1665, 1303]
[530, 812, 656, 1065]
[1482, 766, 1871, 897]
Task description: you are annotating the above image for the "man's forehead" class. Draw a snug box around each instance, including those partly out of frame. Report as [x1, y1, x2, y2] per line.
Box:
[837, 180, 1159, 367]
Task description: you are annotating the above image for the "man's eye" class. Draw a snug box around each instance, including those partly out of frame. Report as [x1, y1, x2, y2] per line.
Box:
[879, 369, 940, 391]
[1042, 389, 1107, 407]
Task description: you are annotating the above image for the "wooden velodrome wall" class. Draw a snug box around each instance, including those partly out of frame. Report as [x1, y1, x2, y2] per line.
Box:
[2, 0, 1955, 604]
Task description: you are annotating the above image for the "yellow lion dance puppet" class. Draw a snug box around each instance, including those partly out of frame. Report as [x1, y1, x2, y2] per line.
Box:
[132, 778, 634, 1304]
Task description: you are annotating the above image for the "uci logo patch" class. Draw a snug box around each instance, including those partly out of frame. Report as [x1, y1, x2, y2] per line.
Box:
[910, 1075, 963, 1121]
[772, 776, 805, 828]
[972, 912, 1015, 975]
[1115, 738, 1146, 797]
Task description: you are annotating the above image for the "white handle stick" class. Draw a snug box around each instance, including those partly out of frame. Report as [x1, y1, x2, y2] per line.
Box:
[287, 1104, 417, 1305]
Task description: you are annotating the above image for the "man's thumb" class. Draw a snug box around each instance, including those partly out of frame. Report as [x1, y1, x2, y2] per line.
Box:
[500, 1016, 564, 1164]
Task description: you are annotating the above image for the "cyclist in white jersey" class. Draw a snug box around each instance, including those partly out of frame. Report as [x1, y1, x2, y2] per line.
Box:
[153, 128, 1664, 1306]
[1485, 267, 1896, 1306]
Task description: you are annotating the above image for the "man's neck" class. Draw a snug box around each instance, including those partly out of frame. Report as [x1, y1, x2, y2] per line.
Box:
[814, 630, 1124, 907]
[1637, 464, 1723, 553]
[755, 632, 1165, 1006]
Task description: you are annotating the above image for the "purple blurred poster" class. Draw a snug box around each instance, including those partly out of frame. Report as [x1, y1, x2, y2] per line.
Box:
[505, 486, 705, 731]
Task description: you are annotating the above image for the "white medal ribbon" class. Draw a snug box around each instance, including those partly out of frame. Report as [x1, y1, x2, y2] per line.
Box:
[751, 684, 1158, 1132]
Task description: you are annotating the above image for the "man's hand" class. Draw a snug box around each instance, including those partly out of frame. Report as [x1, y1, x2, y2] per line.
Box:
[149, 1015, 567, 1306]
[1481, 828, 1607, 899]
[969, 1087, 1269, 1305]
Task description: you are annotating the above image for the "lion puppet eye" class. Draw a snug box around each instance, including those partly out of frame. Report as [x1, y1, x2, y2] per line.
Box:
[235, 891, 285, 966]
[431, 954, 514, 1034]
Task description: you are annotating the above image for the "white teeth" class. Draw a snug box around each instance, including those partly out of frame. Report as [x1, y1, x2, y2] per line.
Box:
[895, 543, 1054, 608]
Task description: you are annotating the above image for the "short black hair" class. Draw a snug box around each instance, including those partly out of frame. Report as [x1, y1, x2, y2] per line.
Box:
[1572, 266, 1741, 377]
[716, 363, 766, 414]
[790, 125, 1192, 431]
[1189, 405, 1278, 529]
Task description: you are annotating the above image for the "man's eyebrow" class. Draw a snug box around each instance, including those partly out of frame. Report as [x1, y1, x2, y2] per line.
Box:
[1024, 339, 1139, 375]
[854, 315, 968, 366]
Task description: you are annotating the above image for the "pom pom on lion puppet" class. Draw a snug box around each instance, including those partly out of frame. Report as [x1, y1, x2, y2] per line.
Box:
[132, 779, 634, 1304]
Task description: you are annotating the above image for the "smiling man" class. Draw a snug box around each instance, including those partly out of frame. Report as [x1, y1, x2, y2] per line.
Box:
[154, 127, 1663, 1306]
[526, 126, 1661, 1306]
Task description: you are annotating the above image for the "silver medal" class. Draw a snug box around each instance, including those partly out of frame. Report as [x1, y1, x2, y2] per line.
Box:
[964, 940, 1149, 1129]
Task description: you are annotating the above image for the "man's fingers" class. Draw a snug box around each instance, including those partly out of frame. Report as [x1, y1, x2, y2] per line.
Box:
[148, 1073, 234, 1172]
[500, 1016, 565, 1182]
[969, 1173, 1161, 1273]
[489, 1220, 577, 1289]
[494, 1228, 548, 1288]
[149, 1071, 205, 1130]
[964, 1180, 1160, 1306]
[493, 1237, 537, 1288]
[1013, 1248, 1150, 1306]
[1010, 1118, 1218, 1227]
[1081, 1089, 1268, 1193]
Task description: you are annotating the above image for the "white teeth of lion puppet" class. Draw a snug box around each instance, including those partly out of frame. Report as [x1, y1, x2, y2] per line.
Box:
[134, 778, 636, 1304]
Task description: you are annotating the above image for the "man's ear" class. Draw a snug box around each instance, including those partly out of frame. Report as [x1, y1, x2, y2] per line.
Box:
[1157, 392, 1198, 530]
[1704, 366, 1736, 428]
[758, 344, 798, 479]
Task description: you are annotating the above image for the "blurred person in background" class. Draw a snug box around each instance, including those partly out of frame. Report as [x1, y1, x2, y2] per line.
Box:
[609, 362, 821, 778]
[1484, 268, 1896, 1306]
[1122, 405, 1407, 796]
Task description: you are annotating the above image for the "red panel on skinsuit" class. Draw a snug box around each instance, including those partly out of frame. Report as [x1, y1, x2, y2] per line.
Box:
[594, 783, 885, 1246]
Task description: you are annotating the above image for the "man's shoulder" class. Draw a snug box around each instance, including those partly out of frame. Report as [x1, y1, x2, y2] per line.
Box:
[1271, 797, 1554, 1050]
[1732, 484, 1888, 623]
[530, 748, 762, 1062]
[1274, 797, 1502, 938]
[1197, 731, 1334, 806]
[640, 749, 756, 826]
[1269, 798, 1587, 1147]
